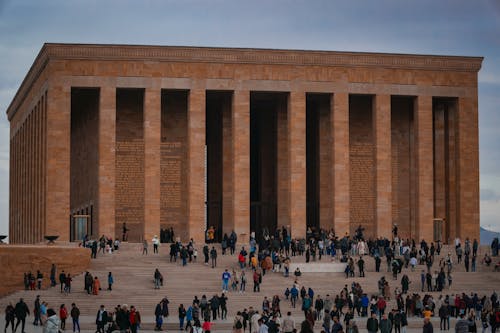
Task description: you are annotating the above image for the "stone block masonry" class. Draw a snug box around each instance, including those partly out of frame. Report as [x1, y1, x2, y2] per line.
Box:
[6, 44, 482, 244]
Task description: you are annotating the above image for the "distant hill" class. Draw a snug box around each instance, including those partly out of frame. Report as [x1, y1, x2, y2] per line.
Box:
[481, 226, 500, 245]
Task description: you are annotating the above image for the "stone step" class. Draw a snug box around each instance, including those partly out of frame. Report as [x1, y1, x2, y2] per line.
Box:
[0, 243, 497, 332]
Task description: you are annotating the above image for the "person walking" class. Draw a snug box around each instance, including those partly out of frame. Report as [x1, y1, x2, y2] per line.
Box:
[95, 305, 108, 333]
[44, 308, 60, 333]
[14, 298, 29, 333]
[234, 311, 244, 333]
[107, 272, 114, 291]
[283, 311, 296, 333]
[143, 239, 148, 255]
[4, 302, 15, 333]
[178, 304, 187, 331]
[154, 269, 162, 289]
[154, 302, 163, 331]
[33, 295, 41, 326]
[70, 303, 80, 333]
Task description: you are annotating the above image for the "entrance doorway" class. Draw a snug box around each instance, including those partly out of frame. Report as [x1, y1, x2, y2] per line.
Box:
[250, 92, 287, 242]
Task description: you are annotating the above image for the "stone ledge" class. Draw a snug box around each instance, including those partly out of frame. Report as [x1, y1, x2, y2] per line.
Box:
[0, 245, 91, 297]
[290, 262, 347, 273]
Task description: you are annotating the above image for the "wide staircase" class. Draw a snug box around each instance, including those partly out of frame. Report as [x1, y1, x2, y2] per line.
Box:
[1, 242, 498, 332]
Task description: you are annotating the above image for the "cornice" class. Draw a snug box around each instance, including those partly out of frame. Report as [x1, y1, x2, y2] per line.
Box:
[6, 43, 483, 119]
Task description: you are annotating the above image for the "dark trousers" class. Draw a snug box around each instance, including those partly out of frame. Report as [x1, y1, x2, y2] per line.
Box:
[5, 318, 14, 332]
[15, 317, 26, 333]
[96, 321, 105, 333]
[72, 318, 80, 332]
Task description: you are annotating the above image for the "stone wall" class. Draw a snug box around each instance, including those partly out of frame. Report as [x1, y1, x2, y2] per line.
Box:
[115, 89, 145, 241]
[160, 91, 188, 240]
[349, 95, 376, 237]
[70, 88, 99, 237]
[391, 97, 415, 239]
[0, 245, 91, 297]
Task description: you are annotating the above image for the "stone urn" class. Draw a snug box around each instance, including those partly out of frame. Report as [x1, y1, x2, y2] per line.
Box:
[44, 235, 59, 244]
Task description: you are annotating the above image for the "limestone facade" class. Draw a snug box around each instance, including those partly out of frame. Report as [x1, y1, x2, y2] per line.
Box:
[7, 44, 482, 244]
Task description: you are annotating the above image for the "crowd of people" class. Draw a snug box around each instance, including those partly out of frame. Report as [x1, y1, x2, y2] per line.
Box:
[8, 226, 500, 333]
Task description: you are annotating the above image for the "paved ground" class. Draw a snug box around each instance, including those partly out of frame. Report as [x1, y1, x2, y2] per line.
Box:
[1, 242, 499, 332]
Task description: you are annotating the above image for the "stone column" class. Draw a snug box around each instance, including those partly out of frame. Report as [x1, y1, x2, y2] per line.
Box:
[232, 90, 250, 244]
[457, 95, 480, 241]
[332, 93, 350, 236]
[415, 95, 434, 242]
[374, 94, 392, 238]
[187, 89, 206, 244]
[288, 91, 307, 239]
[144, 87, 161, 241]
[98, 86, 116, 238]
[46, 81, 71, 240]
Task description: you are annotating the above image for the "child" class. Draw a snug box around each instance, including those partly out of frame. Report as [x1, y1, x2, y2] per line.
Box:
[285, 288, 290, 300]
[202, 318, 212, 333]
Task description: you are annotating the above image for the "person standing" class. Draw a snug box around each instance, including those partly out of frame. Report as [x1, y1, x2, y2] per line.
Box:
[59, 304, 68, 331]
[107, 272, 114, 291]
[70, 303, 80, 333]
[93, 276, 101, 295]
[379, 314, 391, 333]
[122, 223, 129, 241]
[357, 257, 365, 277]
[59, 270, 66, 293]
[152, 235, 160, 254]
[50, 264, 56, 287]
[4, 302, 15, 333]
[155, 301, 163, 331]
[210, 246, 218, 268]
[366, 312, 378, 333]
[154, 269, 162, 289]
[95, 305, 108, 333]
[423, 317, 433, 333]
[129, 305, 140, 333]
[253, 270, 261, 292]
[222, 269, 231, 292]
[143, 239, 148, 255]
[203, 244, 210, 265]
[65, 274, 72, 294]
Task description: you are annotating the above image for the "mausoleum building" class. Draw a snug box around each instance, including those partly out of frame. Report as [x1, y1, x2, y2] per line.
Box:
[6, 44, 482, 244]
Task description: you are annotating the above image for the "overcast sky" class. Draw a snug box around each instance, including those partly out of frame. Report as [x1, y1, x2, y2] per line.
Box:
[1, 0, 499, 239]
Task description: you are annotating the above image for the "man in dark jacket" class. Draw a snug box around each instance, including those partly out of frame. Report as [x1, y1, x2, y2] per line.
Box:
[14, 298, 29, 333]
[116, 305, 130, 332]
[33, 295, 41, 326]
[366, 312, 378, 333]
[95, 305, 109, 333]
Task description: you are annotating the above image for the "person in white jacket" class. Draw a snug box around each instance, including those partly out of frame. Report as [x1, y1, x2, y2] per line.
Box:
[152, 235, 160, 254]
[44, 308, 60, 333]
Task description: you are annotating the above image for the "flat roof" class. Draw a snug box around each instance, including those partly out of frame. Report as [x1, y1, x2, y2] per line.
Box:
[6, 43, 483, 118]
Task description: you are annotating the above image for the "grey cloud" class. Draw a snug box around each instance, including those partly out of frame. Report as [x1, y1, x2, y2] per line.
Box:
[481, 189, 500, 202]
